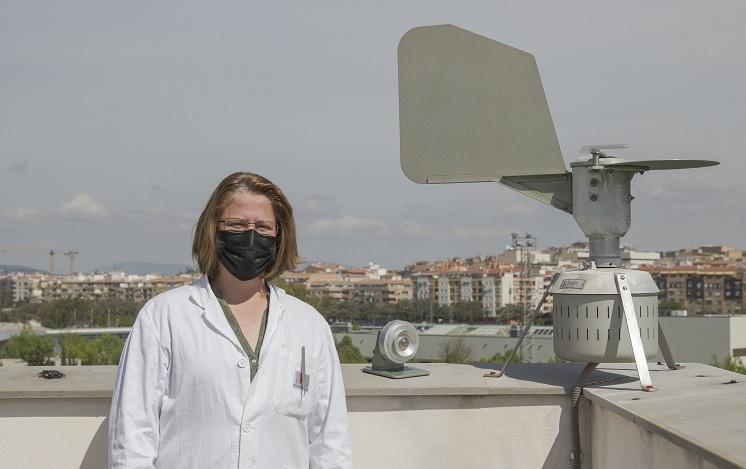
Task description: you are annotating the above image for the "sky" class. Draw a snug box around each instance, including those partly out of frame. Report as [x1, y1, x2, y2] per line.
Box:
[1, 1, 745, 272]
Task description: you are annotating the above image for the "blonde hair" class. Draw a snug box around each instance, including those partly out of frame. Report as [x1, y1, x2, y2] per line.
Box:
[192, 172, 301, 280]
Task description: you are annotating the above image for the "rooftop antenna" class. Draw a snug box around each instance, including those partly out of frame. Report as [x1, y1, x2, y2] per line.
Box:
[398, 24, 719, 391]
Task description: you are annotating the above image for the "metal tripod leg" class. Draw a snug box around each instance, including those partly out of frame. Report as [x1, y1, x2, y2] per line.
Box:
[495, 273, 559, 378]
[658, 323, 683, 370]
[615, 273, 655, 392]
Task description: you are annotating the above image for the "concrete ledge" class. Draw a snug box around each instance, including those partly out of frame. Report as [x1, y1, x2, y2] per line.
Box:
[1, 362, 745, 468]
[0, 362, 596, 399]
[0, 365, 117, 399]
[583, 363, 746, 469]
[344, 362, 586, 396]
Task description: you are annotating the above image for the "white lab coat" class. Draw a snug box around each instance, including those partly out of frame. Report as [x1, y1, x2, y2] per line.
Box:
[108, 276, 352, 469]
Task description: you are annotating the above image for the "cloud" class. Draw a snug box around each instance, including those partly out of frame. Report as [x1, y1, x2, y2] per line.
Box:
[444, 226, 509, 241]
[297, 193, 341, 217]
[59, 193, 109, 220]
[10, 160, 28, 174]
[2, 206, 42, 223]
[398, 220, 432, 236]
[303, 215, 384, 234]
[639, 180, 745, 211]
[395, 219, 511, 241]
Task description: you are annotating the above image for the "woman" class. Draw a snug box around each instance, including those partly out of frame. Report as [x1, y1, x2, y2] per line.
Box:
[108, 172, 352, 469]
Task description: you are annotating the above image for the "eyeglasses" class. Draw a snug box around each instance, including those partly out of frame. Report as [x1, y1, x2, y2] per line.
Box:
[218, 218, 277, 236]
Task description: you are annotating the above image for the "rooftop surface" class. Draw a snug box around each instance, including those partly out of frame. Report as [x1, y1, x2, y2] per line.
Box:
[1, 362, 744, 468]
[347, 360, 746, 469]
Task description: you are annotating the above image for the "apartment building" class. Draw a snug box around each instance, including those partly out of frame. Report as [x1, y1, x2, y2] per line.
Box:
[497, 249, 552, 265]
[351, 278, 412, 304]
[621, 248, 661, 268]
[8, 272, 197, 303]
[660, 245, 745, 266]
[641, 266, 744, 314]
[305, 273, 352, 302]
[410, 271, 516, 318]
[289, 270, 413, 305]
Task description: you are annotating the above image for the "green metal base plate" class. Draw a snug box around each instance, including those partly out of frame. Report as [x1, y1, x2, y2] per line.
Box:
[362, 366, 430, 379]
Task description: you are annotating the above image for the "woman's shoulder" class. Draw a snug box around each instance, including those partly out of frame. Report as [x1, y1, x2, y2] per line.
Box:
[135, 278, 203, 324]
[272, 283, 331, 332]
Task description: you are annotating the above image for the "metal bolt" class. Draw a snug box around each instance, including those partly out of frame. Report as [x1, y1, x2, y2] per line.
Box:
[590, 194, 598, 201]
[622, 286, 628, 291]
[398, 336, 410, 350]
[590, 178, 599, 187]
[620, 275, 625, 280]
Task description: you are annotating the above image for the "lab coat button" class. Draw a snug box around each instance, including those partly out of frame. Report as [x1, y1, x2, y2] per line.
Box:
[237, 358, 248, 368]
[242, 422, 251, 433]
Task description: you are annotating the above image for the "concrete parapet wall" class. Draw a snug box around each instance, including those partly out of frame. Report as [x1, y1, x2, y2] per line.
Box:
[349, 394, 569, 469]
[589, 404, 721, 469]
[1, 363, 744, 469]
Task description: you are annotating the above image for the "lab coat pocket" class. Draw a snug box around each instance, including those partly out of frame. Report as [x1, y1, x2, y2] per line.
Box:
[271, 348, 315, 420]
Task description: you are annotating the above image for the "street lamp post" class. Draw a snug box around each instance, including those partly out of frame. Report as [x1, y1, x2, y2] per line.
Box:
[511, 232, 537, 362]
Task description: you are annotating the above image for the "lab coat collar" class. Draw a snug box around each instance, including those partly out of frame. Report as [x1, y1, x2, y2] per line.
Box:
[260, 280, 287, 354]
[188, 275, 286, 353]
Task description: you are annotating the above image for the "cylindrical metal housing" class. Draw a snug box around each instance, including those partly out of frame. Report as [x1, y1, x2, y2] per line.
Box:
[570, 160, 634, 267]
[550, 268, 659, 362]
[588, 237, 621, 267]
[379, 320, 419, 364]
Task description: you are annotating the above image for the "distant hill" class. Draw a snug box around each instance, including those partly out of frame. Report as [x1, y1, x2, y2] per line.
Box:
[0, 264, 47, 274]
[91, 261, 194, 276]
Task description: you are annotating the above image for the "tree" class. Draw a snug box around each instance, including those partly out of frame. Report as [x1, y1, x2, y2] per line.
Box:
[60, 334, 88, 365]
[452, 301, 485, 323]
[659, 300, 685, 312]
[82, 335, 124, 365]
[496, 304, 524, 323]
[13, 297, 143, 329]
[480, 351, 521, 364]
[4, 326, 55, 366]
[711, 356, 746, 375]
[275, 280, 310, 302]
[60, 334, 125, 365]
[548, 356, 569, 364]
[534, 313, 553, 326]
[335, 336, 366, 364]
[439, 337, 472, 363]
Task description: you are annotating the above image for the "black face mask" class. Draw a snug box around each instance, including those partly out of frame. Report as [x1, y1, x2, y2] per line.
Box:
[216, 230, 277, 281]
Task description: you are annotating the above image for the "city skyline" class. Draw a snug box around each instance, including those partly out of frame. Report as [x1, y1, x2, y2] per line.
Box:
[2, 2, 745, 271]
[1, 239, 741, 276]
[4, 243, 742, 317]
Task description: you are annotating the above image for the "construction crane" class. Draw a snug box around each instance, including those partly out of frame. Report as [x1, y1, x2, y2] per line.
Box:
[63, 250, 79, 274]
[0, 247, 76, 275]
